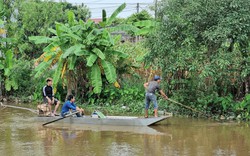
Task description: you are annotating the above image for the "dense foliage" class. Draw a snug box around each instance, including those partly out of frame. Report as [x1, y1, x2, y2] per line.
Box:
[6, 0, 90, 59]
[29, 3, 133, 97]
[1, 0, 250, 120]
[0, 0, 17, 95]
[146, 0, 250, 119]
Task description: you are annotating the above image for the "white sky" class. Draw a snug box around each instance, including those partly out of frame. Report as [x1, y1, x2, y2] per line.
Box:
[55, 0, 155, 18]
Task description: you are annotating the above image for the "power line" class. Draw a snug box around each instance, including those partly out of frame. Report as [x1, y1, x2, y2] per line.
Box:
[90, 8, 136, 14]
[73, 2, 153, 5]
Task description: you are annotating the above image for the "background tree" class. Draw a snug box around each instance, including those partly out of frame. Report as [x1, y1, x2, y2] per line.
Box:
[0, 0, 18, 97]
[6, 0, 90, 59]
[126, 10, 152, 24]
[146, 0, 250, 115]
[29, 3, 132, 99]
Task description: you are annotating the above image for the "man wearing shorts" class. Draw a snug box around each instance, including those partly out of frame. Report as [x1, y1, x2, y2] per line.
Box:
[143, 75, 168, 118]
[42, 78, 60, 116]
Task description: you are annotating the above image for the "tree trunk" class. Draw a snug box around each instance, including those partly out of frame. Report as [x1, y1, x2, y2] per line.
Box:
[66, 71, 73, 99]
[0, 81, 2, 97]
[245, 77, 249, 95]
[66, 70, 78, 99]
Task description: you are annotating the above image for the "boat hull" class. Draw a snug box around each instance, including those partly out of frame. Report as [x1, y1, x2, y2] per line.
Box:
[36, 115, 171, 126]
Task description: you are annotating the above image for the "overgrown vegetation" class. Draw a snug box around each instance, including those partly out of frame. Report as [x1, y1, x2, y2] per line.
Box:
[1, 0, 250, 120]
[146, 0, 250, 120]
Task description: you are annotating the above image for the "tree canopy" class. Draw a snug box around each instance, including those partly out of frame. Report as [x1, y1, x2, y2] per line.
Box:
[146, 0, 250, 114]
[6, 0, 90, 59]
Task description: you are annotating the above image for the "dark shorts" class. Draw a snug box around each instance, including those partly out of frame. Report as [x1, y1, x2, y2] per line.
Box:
[43, 97, 59, 105]
[61, 111, 82, 117]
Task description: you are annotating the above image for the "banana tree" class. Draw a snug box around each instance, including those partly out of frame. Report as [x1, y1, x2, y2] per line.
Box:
[29, 3, 131, 94]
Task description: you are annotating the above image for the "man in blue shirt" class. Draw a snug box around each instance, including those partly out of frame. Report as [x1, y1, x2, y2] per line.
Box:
[61, 95, 84, 117]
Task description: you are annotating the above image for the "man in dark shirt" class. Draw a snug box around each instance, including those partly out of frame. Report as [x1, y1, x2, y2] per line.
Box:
[42, 78, 60, 116]
[143, 75, 168, 118]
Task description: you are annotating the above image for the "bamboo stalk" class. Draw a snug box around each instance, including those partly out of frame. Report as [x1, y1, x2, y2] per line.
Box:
[167, 98, 205, 115]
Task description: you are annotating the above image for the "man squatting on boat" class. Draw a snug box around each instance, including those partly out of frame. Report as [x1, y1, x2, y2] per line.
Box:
[61, 95, 84, 117]
[42, 78, 60, 116]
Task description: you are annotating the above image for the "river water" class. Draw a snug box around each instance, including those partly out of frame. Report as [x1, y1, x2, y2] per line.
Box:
[1, 106, 250, 156]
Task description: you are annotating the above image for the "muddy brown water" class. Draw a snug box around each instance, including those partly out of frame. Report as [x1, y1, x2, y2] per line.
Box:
[1, 105, 250, 156]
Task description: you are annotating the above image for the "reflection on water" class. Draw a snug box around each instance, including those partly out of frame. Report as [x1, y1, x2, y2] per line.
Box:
[1, 106, 250, 156]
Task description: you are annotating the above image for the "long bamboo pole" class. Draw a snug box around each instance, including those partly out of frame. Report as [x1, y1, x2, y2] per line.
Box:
[0, 102, 37, 114]
[167, 98, 205, 115]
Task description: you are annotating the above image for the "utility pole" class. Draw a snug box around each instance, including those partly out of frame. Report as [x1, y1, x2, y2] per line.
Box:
[155, 0, 158, 19]
[136, 3, 139, 13]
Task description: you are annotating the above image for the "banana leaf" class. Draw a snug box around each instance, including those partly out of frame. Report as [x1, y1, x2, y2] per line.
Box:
[53, 58, 64, 92]
[74, 50, 90, 56]
[92, 48, 105, 60]
[108, 24, 139, 33]
[105, 50, 128, 58]
[29, 36, 52, 44]
[106, 3, 126, 26]
[87, 54, 98, 67]
[101, 60, 117, 83]
[34, 60, 53, 78]
[68, 11, 75, 26]
[68, 55, 77, 70]
[91, 64, 102, 93]
[5, 50, 13, 68]
[0, 63, 4, 69]
[62, 44, 82, 58]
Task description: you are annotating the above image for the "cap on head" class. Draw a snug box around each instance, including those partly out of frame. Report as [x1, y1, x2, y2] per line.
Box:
[154, 75, 161, 81]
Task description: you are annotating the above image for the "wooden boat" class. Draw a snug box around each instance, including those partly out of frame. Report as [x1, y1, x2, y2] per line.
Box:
[35, 115, 172, 126]
[0, 103, 172, 127]
[46, 124, 167, 135]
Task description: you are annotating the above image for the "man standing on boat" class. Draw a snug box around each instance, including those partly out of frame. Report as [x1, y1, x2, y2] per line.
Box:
[42, 78, 60, 116]
[143, 75, 168, 118]
[61, 95, 84, 117]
